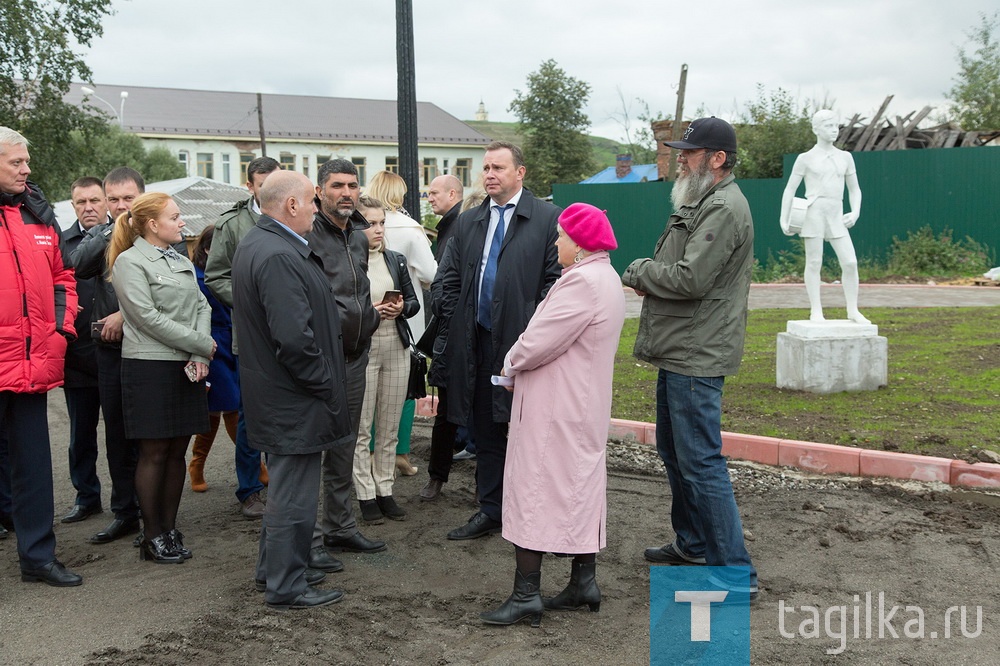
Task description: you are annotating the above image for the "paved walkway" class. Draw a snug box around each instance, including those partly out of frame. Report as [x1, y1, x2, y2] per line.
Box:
[624, 283, 1000, 318]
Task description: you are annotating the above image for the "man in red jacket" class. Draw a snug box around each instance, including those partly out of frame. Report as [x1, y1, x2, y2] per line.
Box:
[0, 126, 82, 587]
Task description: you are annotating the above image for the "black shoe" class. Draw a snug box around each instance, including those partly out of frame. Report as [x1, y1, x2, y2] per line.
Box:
[255, 568, 327, 592]
[265, 585, 344, 611]
[167, 529, 192, 559]
[643, 543, 706, 565]
[0, 523, 7, 540]
[20, 560, 83, 587]
[0, 513, 13, 532]
[308, 546, 344, 573]
[358, 499, 384, 525]
[89, 517, 140, 544]
[419, 478, 443, 501]
[139, 533, 185, 564]
[447, 512, 501, 541]
[61, 504, 103, 524]
[376, 495, 406, 521]
[324, 531, 387, 553]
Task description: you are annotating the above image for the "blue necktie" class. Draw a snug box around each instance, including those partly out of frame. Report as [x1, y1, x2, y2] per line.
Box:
[478, 204, 512, 330]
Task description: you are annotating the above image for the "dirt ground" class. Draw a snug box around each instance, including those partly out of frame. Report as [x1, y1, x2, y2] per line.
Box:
[2, 390, 999, 665]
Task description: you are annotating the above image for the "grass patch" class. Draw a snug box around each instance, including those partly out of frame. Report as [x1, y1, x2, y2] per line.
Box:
[613, 307, 1000, 458]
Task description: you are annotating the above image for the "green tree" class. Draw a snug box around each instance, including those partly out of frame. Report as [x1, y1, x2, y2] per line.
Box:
[0, 0, 115, 197]
[947, 11, 1000, 130]
[734, 85, 816, 179]
[56, 126, 185, 200]
[509, 59, 595, 196]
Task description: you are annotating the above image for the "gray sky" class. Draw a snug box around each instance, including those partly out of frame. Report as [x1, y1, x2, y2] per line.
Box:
[83, 0, 995, 144]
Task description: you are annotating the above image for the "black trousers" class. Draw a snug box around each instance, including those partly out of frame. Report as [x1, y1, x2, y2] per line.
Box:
[64, 385, 103, 509]
[471, 328, 509, 523]
[427, 387, 460, 482]
[95, 345, 139, 521]
[0, 392, 57, 569]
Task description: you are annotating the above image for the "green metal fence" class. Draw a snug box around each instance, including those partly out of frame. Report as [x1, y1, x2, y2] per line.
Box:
[552, 146, 1000, 275]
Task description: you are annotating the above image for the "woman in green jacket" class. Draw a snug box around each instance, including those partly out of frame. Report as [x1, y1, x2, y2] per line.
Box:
[108, 193, 215, 564]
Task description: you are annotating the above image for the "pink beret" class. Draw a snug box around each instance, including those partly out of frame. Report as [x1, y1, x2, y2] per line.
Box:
[558, 203, 617, 252]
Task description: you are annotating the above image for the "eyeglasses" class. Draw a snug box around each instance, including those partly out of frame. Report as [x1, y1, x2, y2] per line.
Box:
[677, 148, 719, 161]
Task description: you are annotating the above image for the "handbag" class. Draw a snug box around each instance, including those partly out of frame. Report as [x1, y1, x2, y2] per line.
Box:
[405, 321, 428, 400]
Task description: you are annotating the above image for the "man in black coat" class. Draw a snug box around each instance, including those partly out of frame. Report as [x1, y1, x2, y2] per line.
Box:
[232, 170, 351, 610]
[59, 177, 111, 524]
[438, 141, 561, 539]
[420, 174, 464, 501]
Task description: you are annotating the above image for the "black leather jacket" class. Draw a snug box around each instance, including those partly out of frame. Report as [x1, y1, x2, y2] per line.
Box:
[306, 205, 380, 360]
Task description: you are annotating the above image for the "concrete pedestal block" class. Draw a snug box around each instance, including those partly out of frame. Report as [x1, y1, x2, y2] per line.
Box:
[776, 320, 887, 393]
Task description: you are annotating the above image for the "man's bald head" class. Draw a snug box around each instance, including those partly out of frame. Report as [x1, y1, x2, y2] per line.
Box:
[427, 174, 464, 216]
[259, 170, 317, 235]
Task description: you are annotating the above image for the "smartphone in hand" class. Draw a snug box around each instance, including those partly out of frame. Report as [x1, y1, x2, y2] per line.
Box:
[380, 290, 402, 305]
[184, 362, 199, 383]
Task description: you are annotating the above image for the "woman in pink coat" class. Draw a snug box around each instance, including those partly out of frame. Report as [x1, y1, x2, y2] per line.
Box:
[480, 203, 625, 628]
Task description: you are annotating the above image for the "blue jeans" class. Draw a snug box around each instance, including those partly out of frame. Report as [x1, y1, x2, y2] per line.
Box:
[655, 370, 756, 586]
[235, 398, 264, 503]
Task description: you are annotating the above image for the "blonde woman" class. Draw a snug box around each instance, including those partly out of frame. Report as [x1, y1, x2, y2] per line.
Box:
[353, 195, 420, 522]
[108, 193, 215, 564]
[365, 170, 437, 475]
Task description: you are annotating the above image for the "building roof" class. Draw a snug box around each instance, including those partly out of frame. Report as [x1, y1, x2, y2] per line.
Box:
[65, 83, 491, 146]
[55, 176, 249, 238]
[580, 164, 660, 184]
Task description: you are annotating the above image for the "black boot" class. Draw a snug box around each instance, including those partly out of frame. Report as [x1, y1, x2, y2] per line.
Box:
[543, 560, 600, 612]
[480, 570, 543, 627]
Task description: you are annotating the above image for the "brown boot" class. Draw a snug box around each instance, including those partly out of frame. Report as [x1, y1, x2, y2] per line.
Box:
[189, 434, 212, 492]
[395, 454, 418, 477]
[259, 460, 269, 486]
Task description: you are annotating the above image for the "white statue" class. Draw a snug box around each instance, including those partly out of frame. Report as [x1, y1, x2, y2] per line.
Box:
[780, 110, 869, 325]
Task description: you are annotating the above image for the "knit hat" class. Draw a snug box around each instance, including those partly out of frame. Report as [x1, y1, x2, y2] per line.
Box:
[558, 203, 617, 252]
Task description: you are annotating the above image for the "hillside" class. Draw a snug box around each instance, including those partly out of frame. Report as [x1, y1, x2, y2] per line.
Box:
[464, 120, 622, 172]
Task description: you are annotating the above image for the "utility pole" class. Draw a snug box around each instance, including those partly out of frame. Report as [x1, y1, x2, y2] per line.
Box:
[396, 0, 420, 219]
[666, 64, 688, 182]
[257, 92, 267, 158]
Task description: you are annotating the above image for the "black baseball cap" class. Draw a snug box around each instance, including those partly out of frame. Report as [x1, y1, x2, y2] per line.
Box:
[664, 116, 737, 153]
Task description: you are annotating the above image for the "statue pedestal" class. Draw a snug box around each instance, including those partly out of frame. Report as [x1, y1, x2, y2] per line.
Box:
[776, 320, 887, 394]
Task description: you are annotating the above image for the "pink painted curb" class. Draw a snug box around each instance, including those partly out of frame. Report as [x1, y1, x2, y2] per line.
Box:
[414, 399, 1000, 489]
[860, 450, 951, 484]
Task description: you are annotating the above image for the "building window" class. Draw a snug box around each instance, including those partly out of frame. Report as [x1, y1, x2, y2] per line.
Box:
[352, 157, 367, 186]
[454, 158, 472, 187]
[443, 158, 449, 174]
[197, 152, 213, 179]
[302, 156, 310, 178]
[178, 151, 189, 175]
[422, 158, 438, 186]
[221, 154, 232, 183]
[385, 156, 398, 174]
[317, 154, 331, 167]
[240, 152, 254, 182]
[280, 152, 295, 171]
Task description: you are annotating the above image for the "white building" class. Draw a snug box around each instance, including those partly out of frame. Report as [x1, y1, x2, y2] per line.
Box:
[66, 83, 490, 191]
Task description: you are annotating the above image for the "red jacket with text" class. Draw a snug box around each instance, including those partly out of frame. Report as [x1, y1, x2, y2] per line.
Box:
[0, 182, 77, 393]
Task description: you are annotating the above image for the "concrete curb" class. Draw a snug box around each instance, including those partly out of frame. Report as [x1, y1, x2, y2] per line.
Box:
[415, 396, 1000, 489]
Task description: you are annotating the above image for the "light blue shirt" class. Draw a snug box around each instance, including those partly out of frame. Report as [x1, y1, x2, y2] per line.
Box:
[275, 220, 309, 246]
[478, 188, 523, 293]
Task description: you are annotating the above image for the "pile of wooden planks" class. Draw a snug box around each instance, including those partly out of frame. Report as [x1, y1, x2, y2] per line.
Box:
[837, 95, 1000, 150]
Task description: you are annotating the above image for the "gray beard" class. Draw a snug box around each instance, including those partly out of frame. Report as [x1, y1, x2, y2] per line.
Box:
[671, 164, 716, 210]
